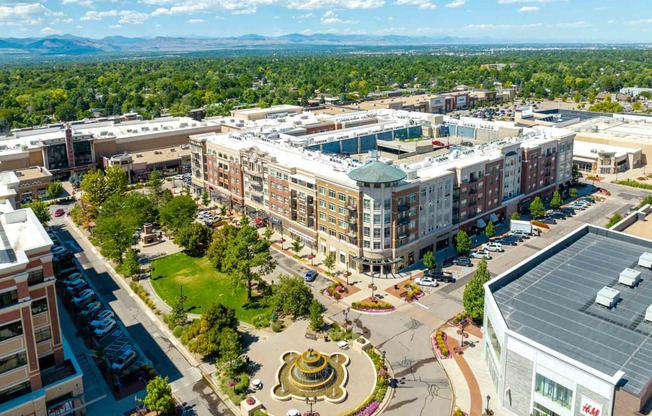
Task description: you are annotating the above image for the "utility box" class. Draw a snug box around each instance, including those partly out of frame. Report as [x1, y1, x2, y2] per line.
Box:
[639, 252, 652, 269]
[619, 268, 642, 288]
[596, 286, 621, 309]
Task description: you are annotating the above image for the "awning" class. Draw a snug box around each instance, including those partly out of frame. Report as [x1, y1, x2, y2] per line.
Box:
[290, 173, 316, 185]
[288, 228, 316, 243]
[489, 213, 499, 223]
[477, 218, 487, 228]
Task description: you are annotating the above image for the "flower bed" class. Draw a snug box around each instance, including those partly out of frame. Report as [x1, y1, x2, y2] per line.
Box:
[353, 400, 380, 416]
[323, 282, 345, 300]
[351, 299, 395, 313]
[432, 330, 451, 359]
[403, 283, 423, 303]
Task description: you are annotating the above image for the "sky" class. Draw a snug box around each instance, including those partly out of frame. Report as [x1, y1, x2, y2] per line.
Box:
[0, 0, 651, 42]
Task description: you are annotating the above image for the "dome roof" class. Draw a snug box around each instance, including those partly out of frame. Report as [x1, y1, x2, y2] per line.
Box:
[348, 160, 407, 184]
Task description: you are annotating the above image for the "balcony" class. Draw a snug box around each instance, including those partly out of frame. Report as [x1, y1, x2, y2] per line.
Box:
[346, 204, 357, 212]
[469, 188, 477, 195]
[469, 176, 478, 183]
[398, 231, 409, 239]
[398, 216, 410, 225]
[347, 236, 358, 245]
[348, 224, 358, 233]
[398, 203, 410, 212]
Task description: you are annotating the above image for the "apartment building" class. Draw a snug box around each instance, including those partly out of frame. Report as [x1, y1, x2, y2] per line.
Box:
[0, 173, 84, 416]
[190, 108, 575, 273]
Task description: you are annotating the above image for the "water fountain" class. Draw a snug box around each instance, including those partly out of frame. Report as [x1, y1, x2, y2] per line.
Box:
[271, 348, 350, 403]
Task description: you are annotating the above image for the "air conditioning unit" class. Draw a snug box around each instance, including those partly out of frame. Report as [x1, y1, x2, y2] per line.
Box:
[596, 286, 620, 309]
[619, 268, 642, 288]
[639, 252, 652, 269]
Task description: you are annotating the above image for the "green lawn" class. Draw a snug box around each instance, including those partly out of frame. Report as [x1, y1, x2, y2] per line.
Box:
[150, 252, 270, 324]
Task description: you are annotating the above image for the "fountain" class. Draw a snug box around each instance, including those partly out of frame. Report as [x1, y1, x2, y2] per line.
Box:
[271, 348, 350, 403]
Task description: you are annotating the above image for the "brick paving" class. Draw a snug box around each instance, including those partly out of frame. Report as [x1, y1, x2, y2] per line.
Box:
[447, 336, 483, 416]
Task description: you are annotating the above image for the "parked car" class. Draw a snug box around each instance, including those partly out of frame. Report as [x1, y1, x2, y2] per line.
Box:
[80, 301, 103, 318]
[60, 272, 82, 285]
[90, 311, 115, 329]
[112, 347, 137, 372]
[578, 197, 594, 204]
[424, 269, 456, 283]
[509, 230, 530, 238]
[54, 209, 65, 217]
[548, 213, 566, 220]
[482, 242, 504, 252]
[64, 278, 89, 295]
[494, 238, 517, 246]
[470, 249, 493, 259]
[568, 203, 587, 210]
[54, 252, 74, 263]
[452, 257, 473, 267]
[93, 319, 116, 338]
[559, 207, 575, 215]
[415, 276, 439, 287]
[51, 245, 68, 255]
[303, 270, 318, 282]
[72, 289, 95, 308]
[539, 217, 557, 225]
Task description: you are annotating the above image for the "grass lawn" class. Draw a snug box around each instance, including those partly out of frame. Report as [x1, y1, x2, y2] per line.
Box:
[150, 252, 270, 324]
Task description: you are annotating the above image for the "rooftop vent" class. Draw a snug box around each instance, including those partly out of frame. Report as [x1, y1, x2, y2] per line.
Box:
[596, 286, 620, 309]
[639, 252, 652, 269]
[619, 268, 642, 288]
[646, 304, 652, 323]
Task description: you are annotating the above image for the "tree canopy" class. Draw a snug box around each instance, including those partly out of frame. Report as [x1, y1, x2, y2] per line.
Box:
[143, 376, 175, 416]
[158, 195, 197, 234]
[463, 258, 491, 322]
[455, 230, 471, 255]
[529, 196, 546, 218]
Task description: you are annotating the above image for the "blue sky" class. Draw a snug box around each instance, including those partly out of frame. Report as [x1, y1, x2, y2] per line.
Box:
[0, 0, 650, 41]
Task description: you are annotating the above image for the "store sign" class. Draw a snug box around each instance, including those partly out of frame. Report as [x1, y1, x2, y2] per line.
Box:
[580, 396, 602, 416]
[457, 96, 467, 105]
[48, 400, 73, 416]
[432, 98, 445, 106]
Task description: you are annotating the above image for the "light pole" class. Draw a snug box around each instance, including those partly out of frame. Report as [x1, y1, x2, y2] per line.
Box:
[460, 325, 465, 349]
[381, 350, 386, 365]
[343, 307, 350, 337]
[305, 396, 318, 416]
[486, 395, 491, 415]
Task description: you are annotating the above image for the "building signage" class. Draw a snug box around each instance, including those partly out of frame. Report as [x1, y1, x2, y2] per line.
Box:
[580, 396, 602, 416]
[48, 400, 73, 416]
[457, 96, 467, 105]
[432, 98, 445, 106]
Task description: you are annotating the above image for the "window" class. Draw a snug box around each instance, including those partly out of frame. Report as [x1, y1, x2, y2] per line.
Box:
[384, 212, 391, 223]
[339, 220, 347, 229]
[329, 229, 337, 237]
[0, 322, 22, 342]
[373, 228, 381, 238]
[319, 213, 326, 220]
[339, 253, 346, 264]
[363, 227, 370, 237]
[27, 269, 44, 286]
[0, 381, 30, 405]
[384, 199, 391, 210]
[329, 190, 336, 198]
[319, 186, 326, 195]
[320, 225, 327, 232]
[338, 193, 346, 202]
[0, 291, 18, 309]
[31, 298, 48, 315]
[373, 200, 381, 210]
[339, 207, 346, 215]
[384, 227, 391, 237]
[329, 216, 336, 224]
[35, 327, 51, 343]
[373, 242, 381, 249]
[532, 402, 561, 416]
[486, 319, 501, 358]
[363, 213, 370, 223]
[0, 351, 27, 375]
[319, 199, 326, 208]
[363, 240, 370, 248]
[535, 374, 573, 409]
[373, 214, 381, 223]
[363, 199, 371, 210]
[329, 203, 336, 211]
[409, 193, 417, 203]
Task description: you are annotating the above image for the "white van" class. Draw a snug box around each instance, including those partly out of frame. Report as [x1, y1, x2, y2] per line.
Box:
[483, 242, 504, 252]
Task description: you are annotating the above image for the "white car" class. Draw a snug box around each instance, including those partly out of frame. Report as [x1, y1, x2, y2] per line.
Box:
[470, 249, 493, 260]
[72, 289, 95, 308]
[93, 319, 116, 338]
[90, 311, 115, 328]
[111, 348, 137, 371]
[414, 276, 439, 287]
[482, 242, 504, 252]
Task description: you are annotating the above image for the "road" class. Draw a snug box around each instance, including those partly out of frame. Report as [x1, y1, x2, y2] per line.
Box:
[48, 208, 234, 416]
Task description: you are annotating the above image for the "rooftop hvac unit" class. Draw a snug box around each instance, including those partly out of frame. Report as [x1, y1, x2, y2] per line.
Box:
[619, 268, 642, 288]
[639, 252, 652, 269]
[646, 304, 652, 323]
[596, 286, 620, 309]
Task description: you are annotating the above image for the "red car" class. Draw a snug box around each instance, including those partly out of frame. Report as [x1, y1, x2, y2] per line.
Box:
[54, 209, 65, 217]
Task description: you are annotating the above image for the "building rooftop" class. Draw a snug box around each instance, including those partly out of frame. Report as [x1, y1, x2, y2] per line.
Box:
[571, 114, 652, 141]
[573, 141, 641, 159]
[348, 160, 407, 184]
[14, 166, 53, 182]
[489, 225, 652, 396]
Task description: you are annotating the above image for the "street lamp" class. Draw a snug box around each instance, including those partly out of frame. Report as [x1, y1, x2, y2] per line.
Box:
[305, 396, 318, 416]
[381, 350, 386, 364]
[343, 307, 350, 336]
[460, 325, 465, 350]
[486, 395, 491, 415]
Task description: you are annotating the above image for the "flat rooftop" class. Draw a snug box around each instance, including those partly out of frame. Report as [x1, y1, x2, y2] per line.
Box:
[14, 166, 53, 182]
[572, 115, 652, 141]
[490, 225, 652, 395]
[573, 141, 641, 159]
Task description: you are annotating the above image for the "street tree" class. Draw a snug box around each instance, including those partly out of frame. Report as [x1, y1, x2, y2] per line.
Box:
[207, 224, 239, 270]
[91, 214, 134, 263]
[263, 226, 274, 241]
[455, 230, 471, 255]
[143, 376, 175, 416]
[485, 221, 495, 239]
[26, 201, 51, 225]
[80, 169, 107, 208]
[174, 223, 212, 257]
[309, 299, 324, 332]
[550, 191, 562, 209]
[217, 327, 242, 365]
[572, 164, 582, 182]
[222, 224, 277, 300]
[423, 251, 437, 270]
[117, 248, 140, 277]
[170, 290, 187, 327]
[569, 188, 578, 198]
[147, 170, 164, 206]
[463, 258, 490, 322]
[46, 180, 63, 199]
[220, 205, 228, 217]
[529, 196, 545, 218]
[510, 212, 520, 221]
[159, 195, 197, 234]
[291, 236, 304, 256]
[201, 190, 210, 207]
[104, 165, 128, 200]
[69, 172, 83, 189]
[270, 274, 314, 318]
[323, 252, 336, 273]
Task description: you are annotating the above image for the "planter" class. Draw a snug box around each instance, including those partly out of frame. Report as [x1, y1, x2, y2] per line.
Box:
[239, 396, 262, 416]
[353, 336, 371, 353]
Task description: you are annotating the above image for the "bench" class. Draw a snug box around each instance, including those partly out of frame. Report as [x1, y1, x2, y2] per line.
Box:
[398, 290, 408, 298]
[305, 333, 317, 340]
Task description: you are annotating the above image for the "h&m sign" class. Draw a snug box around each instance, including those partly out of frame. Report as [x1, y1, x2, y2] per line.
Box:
[580, 396, 603, 416]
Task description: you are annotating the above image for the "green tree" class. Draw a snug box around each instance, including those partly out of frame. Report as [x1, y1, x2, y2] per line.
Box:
[91, 214, 134, 263]
[217, 327, 242, 364]
[484, 221, 495, 239]
[455, 230, 471, 255]
[69, 172, 83, 189]
[572, 164, 582, 182]
[463, 258, 490, 322]
[309, 299, 324, 332]
[323, 252, 336, 273]
[569, 188, 578, 198]
[117, 248, 140, 277]
[263, 226, 274, 241]
[170, 290, 187, 327]
[174, 223, 212, 256]
[26, 201, 51, 225]
[188, 303, 241, 357]
[46, 180, 63, 199]
[550, 191, 562, 209]
[80, 169, 107, 208]
[220, 205, 228, 217]
[633, 101, 643, 111]
[207, 224, 239, 270]
[222, 224, 277, 300]
[423, 251, 436, 270]
[270, 275, 314, 318]
[529, 196, 545, 218]
[147, 170, 164, 206]
[201, 190, 210, 207]
[143, 376, 175, 416]
[588, 92, 596, 104]
[510, 212, 520, 221]
[573, 92, 582, 103]
[104, 165, 128, 199]
[159, 195, 197, 234]
[606, 213, 623, 228]
[291, 236, 304, 256]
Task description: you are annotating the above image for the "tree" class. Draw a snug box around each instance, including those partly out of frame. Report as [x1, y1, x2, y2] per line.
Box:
[455, 230, 471, 255]
[484, 221, 495, 239]
[222, 224, 277, 300]
[323, 252, 336, 273]
[46, 180, 63, 199]
[69, 172, 83, 189]
[170, 290, 187, 327]
[606, 213, 623, 228]
[270, 275, 314, 318]
[159, 195, 197, 234]
[91, 214, 134, 263]
[207, 224, 239, 270]
[174, 223, 212, 256]
[263, 226, 274, 241]
[291, 236, 304, 256]
[147, 170, 164, 206]
[423, 251, 436, 270]
[572, 164, 582, 182]
[510, 212, 520, 221]
[80, 169, 107, 208]
[217, 327, 242, 364]
[463, 258, 490, 322]
[633, 101, 643, 112]
[143, 376, 175, 416]
[117, 248, 140, 277]
[201, 190, 210, 207]
[220, 205, 228, 217]
[588, 92, 596, 104]
[26, 201, 51, 225]
[104, 165, 128, 200]
[529, 196, 545, 218]
[188, 303, 241, 357]
[550, 191, 562, 209]
[569, 188, 578, 198]
[309, 299, 324, 332]
[573, 92, 582, 103]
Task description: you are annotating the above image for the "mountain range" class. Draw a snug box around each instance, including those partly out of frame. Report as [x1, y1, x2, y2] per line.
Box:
[0, 33, 474, 56]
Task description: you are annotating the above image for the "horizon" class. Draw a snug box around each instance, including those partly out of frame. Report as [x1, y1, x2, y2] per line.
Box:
[1, 0, 651, 43]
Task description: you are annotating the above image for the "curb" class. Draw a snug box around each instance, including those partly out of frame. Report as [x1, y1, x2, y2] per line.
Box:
[431, 326, 457, 416]
[375, 349, 396, 416]
[66, 218, 241, 416]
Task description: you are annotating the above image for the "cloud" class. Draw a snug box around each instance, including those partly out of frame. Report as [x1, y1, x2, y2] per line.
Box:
[187, 18, 206, 23]
[320, 10, 357, 24]
[445, 0, 465, 8]
[552, 21, 590, 28]
[497, 0, 553, 3]
[464, 23, 543, 30]
[109, 24, 122, 28]
[80, 9, 148, 24]
[293, 12, 314, 18]
[627, 18, 652, 26]
[0, 3, 59, 26]
[395, 0, 436, 9]
[40, 26, 60, 35]
[62, 0, 119, 8]
[152, 0, 384, 15]
[518, 6, 539, 12]
[80, 9, 118, 20]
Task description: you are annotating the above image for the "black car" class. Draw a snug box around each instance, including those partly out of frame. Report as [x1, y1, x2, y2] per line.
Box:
[53, 251, 74, 263]
[424, 269, 456, 283]
[559, 207, 575, 215]
[548, 213, 566, 220]
[452, 257, 473, 267]
[495, 238, 517, 246]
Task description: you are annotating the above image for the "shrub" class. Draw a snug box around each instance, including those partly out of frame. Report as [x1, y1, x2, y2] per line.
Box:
[618, 179, 652, 191]
[173, 326, 184, 338]
[453, 409, 466, 416]
[253, 314, 269, 329]
[271, 321, 283, 332]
